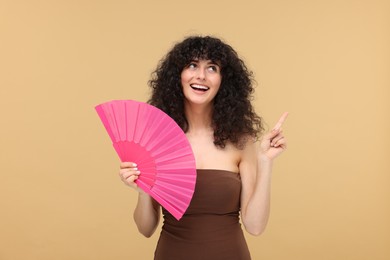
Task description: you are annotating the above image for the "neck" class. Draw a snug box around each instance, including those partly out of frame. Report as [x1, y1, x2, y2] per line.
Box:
[184, 101, 213, 133]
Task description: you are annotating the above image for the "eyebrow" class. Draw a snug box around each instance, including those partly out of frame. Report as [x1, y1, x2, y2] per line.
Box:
[208, 61, 221, 67]
[208, 61, 219, 65]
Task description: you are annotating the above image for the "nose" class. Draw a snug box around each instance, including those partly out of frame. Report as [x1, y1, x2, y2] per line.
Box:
[196, 68, 206, 80]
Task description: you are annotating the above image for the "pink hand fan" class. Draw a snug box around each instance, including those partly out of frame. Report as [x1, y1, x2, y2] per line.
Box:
[95, 100, 196, 220]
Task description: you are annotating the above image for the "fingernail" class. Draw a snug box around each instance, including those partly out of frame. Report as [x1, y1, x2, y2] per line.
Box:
[133, 163, 137, 166]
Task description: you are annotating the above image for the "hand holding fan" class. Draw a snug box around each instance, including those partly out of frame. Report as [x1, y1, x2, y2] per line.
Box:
[95, 100, 196, 220]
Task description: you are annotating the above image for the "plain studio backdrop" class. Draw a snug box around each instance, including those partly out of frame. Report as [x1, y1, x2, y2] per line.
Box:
[0, 0, 389, 259]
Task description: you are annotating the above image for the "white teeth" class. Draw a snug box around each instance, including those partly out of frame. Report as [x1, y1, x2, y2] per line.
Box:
[191, 84, 209, 90]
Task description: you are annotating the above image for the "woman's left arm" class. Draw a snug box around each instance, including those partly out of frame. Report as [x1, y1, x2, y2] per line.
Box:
[240, 112, 288, 236]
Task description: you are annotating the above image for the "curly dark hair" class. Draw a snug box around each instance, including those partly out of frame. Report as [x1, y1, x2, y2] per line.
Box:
[148, 35, 263, 149]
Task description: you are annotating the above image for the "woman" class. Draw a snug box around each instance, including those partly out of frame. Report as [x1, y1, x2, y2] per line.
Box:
[119, 36, 288, 259]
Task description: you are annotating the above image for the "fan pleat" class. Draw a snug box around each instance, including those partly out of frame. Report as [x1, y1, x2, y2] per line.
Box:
[154, 178, 194, 195]
[138, 112, 167, 148]
[113, 102, 128, 141]
[134, 103, 154, 144]
[142, 120, 175, 147]
[143, 187, 182, 220]
[157, 168, 196, 175]
[136, 176, 154, 188]
[156, 160, 197, 170]
[114, 141, 152, 164]
[151, 135, 191, 159]
[155, 173, 195, 182]
[95, 105, 116, 142]
[123, 101, 137, 142]
[154, 150, 194, 165]
[155, 176, 195, 187]
[146, 124, 181, 153]
[109, 103, 123, 142]
[151, 186, 188, 209]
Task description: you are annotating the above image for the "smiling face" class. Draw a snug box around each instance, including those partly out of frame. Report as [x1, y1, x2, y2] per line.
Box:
[181, 59, 222, 106]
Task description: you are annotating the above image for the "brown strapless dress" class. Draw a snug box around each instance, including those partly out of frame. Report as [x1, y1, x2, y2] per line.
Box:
[154, 169, 251, 260]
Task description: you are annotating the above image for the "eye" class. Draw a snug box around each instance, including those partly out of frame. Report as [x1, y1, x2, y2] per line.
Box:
[187, 62, 197, 69]
[208, 65, 219, 73]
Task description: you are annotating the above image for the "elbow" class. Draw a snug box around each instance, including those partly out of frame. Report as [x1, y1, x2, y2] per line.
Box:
[139, 229, 154, 238]
[242, 211, 270, 236]
[135, 222, 157, 238]
[133, 214, 159, 238]
[134, 221, 158, 238]
[243, 219, 268, 236]
[246, 226, 267, 236]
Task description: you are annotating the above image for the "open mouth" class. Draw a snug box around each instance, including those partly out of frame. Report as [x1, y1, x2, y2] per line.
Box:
[190, 84, 209, 92]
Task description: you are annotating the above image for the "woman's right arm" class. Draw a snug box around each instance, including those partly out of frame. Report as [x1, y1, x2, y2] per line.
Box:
[119, 162, 161, 237]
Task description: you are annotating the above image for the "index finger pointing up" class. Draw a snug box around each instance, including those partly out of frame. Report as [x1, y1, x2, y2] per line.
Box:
[273, 112, 289, 130]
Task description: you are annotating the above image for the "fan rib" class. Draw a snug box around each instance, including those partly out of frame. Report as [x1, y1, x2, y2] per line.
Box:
[124, 102, 128, 142]
[111, 103, 122, 142]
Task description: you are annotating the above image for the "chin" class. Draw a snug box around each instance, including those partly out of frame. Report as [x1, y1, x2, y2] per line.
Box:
[185, 97, 212, 106]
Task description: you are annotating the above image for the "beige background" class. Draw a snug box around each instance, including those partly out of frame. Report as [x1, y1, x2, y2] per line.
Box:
[1, 0, 389, 259]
